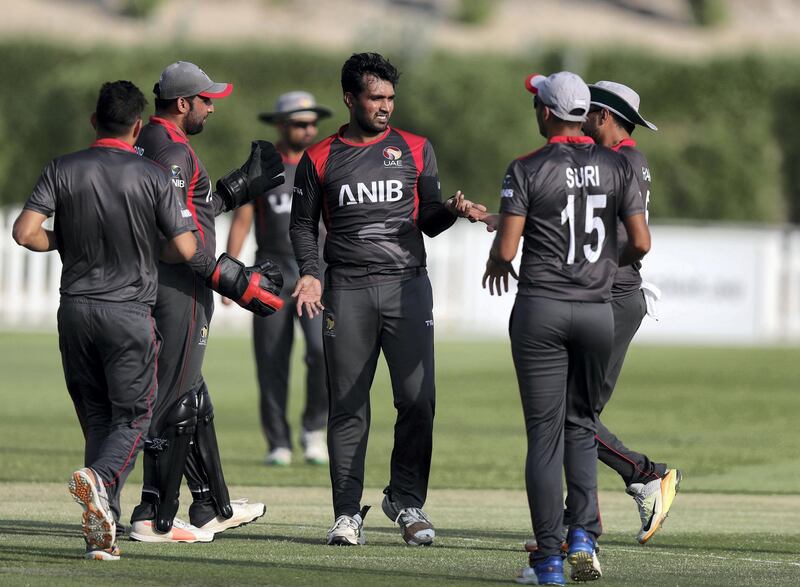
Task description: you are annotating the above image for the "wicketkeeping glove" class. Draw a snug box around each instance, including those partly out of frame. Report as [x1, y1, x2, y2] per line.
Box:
[207, 253, 284, 317]
[216, 140, 285, 211]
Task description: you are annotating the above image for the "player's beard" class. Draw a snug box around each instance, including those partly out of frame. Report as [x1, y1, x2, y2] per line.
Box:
[185, 102, 207, 136]
[354, 105, 389, 135]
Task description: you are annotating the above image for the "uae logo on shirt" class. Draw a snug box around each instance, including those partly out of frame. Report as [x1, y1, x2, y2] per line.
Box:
[383, 146, 403, 167]
[170, 165, 182, 176]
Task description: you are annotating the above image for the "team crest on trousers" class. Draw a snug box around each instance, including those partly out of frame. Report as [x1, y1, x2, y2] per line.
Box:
[324, 313, 336, 337]
[199, 324, 209, 346]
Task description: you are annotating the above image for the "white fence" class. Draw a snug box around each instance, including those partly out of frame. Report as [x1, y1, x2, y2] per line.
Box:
[2, 206, 799, 344]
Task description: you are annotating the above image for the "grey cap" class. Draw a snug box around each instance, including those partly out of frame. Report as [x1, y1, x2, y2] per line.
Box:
[524, 71, 590, 122]
[589, 81, 658, 131]
[258, 91, 333, 124]
[155, 61, 233, 100]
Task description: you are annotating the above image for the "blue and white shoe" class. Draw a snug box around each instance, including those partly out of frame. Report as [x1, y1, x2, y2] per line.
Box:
[515, 555, 565, 585]
[566, 528, 602, 582]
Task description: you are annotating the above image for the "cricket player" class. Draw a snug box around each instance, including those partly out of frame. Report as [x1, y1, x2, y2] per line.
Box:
[580, 80, 681, 543]
[129, 61, 285, 543]
[483, 71, 650, 585]
[12, 81, 197, 560]
[290, 52, 485, 546]
[225, 91, 332, 467]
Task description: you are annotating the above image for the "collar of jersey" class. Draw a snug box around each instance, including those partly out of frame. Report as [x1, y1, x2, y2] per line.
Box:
[91, 138, 136, 153]
[149, 116, 189, 144]
[337, 124, 391, 147]
[548, 135, 594, 144]
[611, 137, 637, 151]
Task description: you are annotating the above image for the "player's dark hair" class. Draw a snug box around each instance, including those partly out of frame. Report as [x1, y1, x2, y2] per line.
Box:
[95, 80, 147, 135]
[341, 52, 400, 96]
[610, 111, 635, 135]
[153, 83, 198, 112]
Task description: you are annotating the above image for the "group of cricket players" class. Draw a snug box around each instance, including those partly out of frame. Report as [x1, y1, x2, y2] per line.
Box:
[12, 50, 680, 585]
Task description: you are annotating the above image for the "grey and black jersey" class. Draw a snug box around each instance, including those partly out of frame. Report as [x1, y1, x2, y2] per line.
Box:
[500, 135, 644, 303]
[290, 126, 456, 289]
[611, 139, 651, 299]
[136, 116, 226, 260]
[253, 157, 298, 261]
[24, 138, 193, 304]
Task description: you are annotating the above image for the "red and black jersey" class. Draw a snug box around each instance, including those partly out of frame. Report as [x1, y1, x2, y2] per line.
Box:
[290, 125, 456, 289]
[136, 117, 225, 261]
[500, 136, 644, 303]
[24, 139, 193, 304]
[611, 139, 651, 300]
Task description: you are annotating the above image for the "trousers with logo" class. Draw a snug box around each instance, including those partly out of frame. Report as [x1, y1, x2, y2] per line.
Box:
[322, 273, 436, 518]
[130, 262, 224, 525]
[510, 296, 613, 562]
[596, 290, 668, 486]
[253, 256, 327, 451]
[58, 297, 159, 523]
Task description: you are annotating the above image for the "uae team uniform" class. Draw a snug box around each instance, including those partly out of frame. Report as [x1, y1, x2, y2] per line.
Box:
[501, 135, 643, 561]
[251, 156, 327, 452]
[594, 139, 667, 485]
[290, 126, 457, 519]
[130, 116, 236, 531]
[24, 138, 194, 524]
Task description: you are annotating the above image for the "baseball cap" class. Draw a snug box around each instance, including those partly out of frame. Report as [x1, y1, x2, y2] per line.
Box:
[258, 91, 333, 124]
[155, 61, 233, 100]
[524, 71, 590, 122]
[588, 81, 658, 131]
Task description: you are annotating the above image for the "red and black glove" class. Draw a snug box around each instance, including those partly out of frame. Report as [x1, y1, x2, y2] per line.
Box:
[207, 253, 284, 317]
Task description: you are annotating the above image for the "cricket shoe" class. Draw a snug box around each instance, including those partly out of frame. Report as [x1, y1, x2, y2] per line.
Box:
[627, 468, 682, 544]
[85, 543, 121, 561]
[196, 499, 266, 534]
[515, 555, 565, 586]
[265, 447, 292, 466]
[381, 489, 435, 546]
[301, 429, 329, 465]
[129, 517, 214, 543]
[566, 528, 602, 582]
[326, 506, 370, 546]
[68, 468, 115, 552]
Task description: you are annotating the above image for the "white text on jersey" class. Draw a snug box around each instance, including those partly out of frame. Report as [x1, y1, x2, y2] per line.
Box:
[566, 166, 600, 188]
[339, 180, 403, 206]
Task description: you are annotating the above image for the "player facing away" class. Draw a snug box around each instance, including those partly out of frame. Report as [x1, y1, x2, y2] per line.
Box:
[574, 80, 682, 544]
[483, 71, 650, 585]
[225, 91, 333, 467]
[12, 81, 198, 560]
[129, 61, 286, 543]
[290, 52, 486, 547]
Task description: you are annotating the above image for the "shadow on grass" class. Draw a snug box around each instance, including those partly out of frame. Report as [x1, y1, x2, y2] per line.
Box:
[0, 519, 77, 538]
[0, 544, 512, 584]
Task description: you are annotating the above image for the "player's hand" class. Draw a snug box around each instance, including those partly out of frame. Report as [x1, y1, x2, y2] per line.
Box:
[482, 257, 518, 296]
[207, 253, 284, 316]
[292, 275, 324, 318]
[446, 190, 486, 219]
[477, 213, 500, 232]
[221, 296, 233, 306]
[217, 140, 285, 211]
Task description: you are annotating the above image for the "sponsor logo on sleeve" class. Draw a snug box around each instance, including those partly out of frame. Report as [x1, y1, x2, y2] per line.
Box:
[383, 146, 403, 167]
[170, 164, 185, 188]
[501, 174, 514, 198]
[134, 146, 144, 156]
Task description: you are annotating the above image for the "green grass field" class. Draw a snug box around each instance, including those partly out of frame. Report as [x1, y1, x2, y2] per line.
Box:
[1, 332, 798, 586]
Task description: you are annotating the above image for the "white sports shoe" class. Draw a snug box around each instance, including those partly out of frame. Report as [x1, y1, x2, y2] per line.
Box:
[301, 429, 329, 465]
[196, 499, 266, 534]
[326, 508, 369, 546]
[627, 468, 682, 544]
[265, 447, 292, 466]
[129, 517, 214, 543]
[381, 492, 435, 546]
[68, 468, 115, 552]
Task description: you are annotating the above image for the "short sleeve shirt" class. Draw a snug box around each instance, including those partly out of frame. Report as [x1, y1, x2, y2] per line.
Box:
[500, 136, 644, 303]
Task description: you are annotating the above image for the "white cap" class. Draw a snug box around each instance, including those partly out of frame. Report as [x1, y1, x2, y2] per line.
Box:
[524, 71, 590, 122]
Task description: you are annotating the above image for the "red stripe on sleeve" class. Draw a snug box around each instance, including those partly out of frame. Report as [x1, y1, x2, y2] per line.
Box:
[306, 134, 336, 228]
[393, 128, 427, 221]
[186, 148, 205, 245]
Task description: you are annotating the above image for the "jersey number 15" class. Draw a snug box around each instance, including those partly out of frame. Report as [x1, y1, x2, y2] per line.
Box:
[561, 194, 607, 265]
